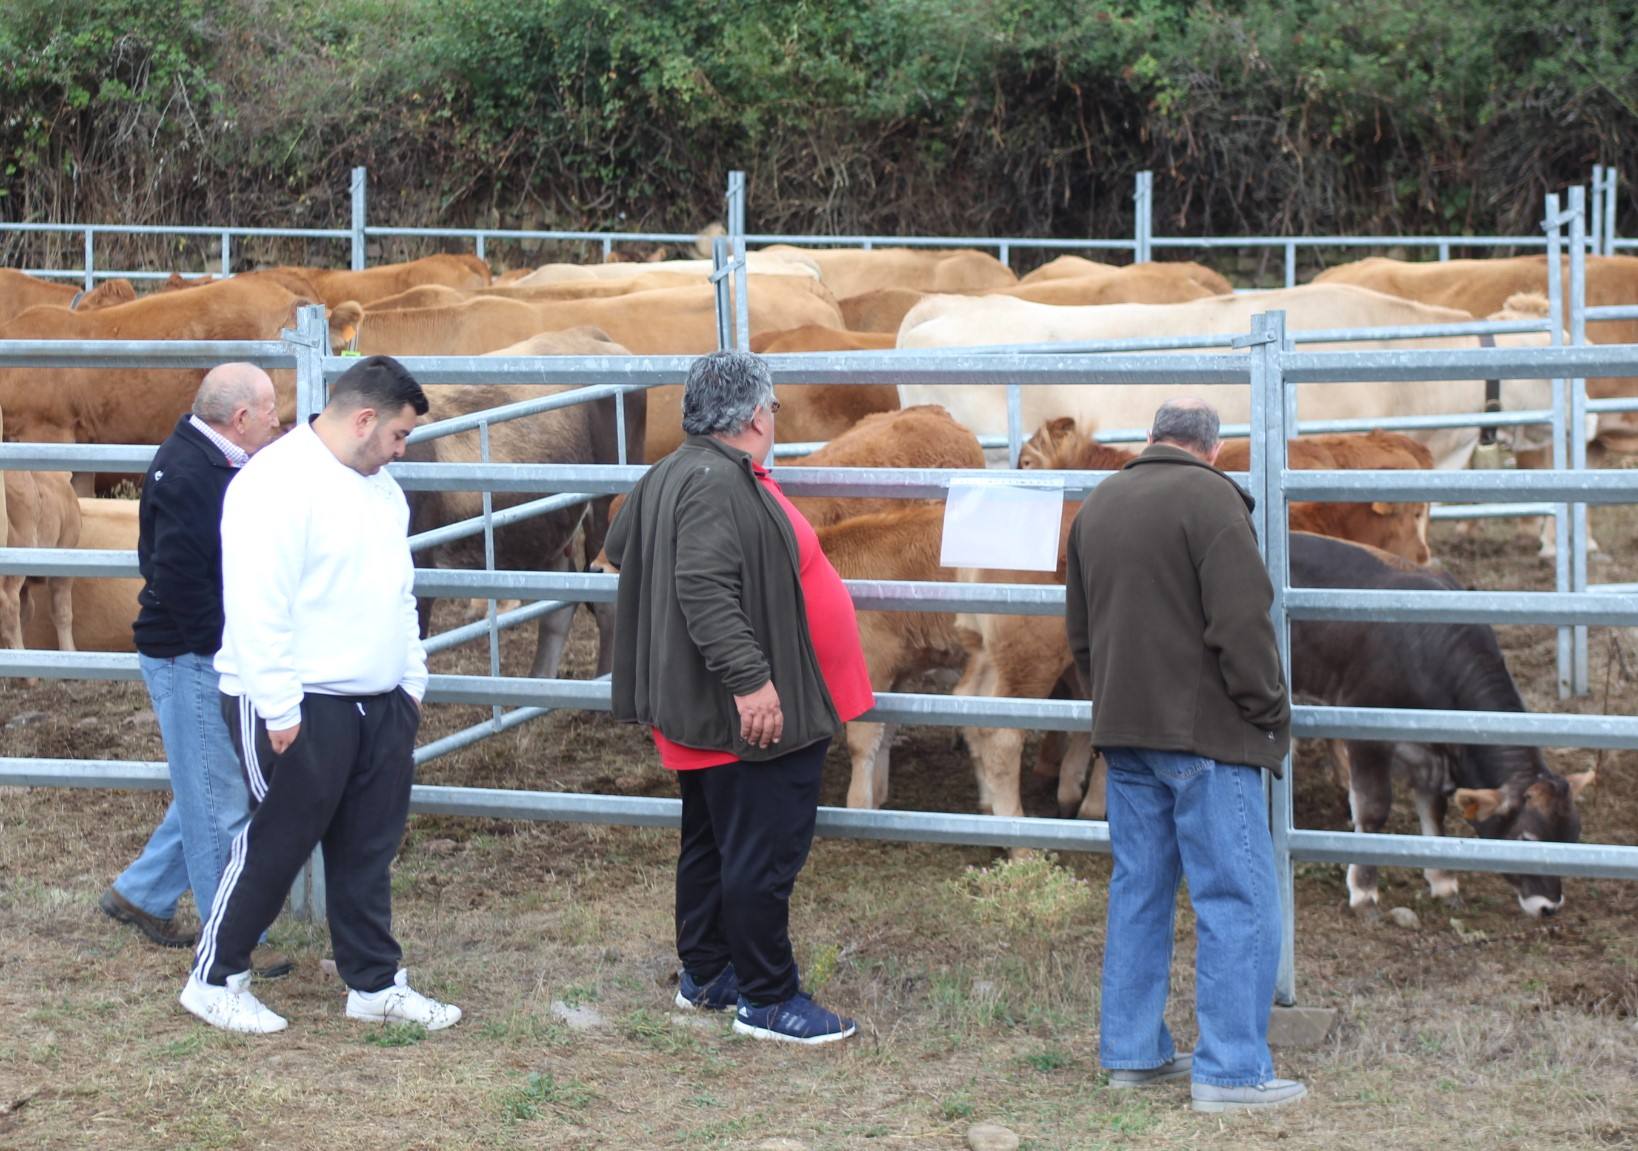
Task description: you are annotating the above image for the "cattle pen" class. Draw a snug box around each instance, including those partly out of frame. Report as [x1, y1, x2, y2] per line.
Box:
[4, 297, 1638, 1009]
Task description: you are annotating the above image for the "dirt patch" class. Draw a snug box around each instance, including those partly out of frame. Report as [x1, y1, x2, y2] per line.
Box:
[1, 486, 1636, 1149]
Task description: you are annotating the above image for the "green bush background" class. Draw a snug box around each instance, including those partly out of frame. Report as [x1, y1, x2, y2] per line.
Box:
[2, 0, 1634, 269]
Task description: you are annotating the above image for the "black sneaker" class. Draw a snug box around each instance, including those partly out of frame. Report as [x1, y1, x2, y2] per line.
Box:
[674, 963, 738, 1011]
[732, 991, 856, 1045]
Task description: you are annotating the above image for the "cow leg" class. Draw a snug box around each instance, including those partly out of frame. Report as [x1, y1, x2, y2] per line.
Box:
[70, 473, 95, 498]
[1415, 790, 1460, 901]
[845, 720, 892, 809]
[1345, 742, 1394, 912]
[0, 576, 23, 651]
[964, 726, 1027, 819]
[590, 600, 617, 680]
[1056, 730, 1093, 818]
[1075, 752, 1108, 821]
[1033, 729, 1065, 782]
[47, 576, 75, 652]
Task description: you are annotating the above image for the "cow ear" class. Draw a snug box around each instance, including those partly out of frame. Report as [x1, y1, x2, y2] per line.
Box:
[1566, 770, 1596, 801]
[1370, 501, 1393, 516]
[1454, 787, 1505, 823]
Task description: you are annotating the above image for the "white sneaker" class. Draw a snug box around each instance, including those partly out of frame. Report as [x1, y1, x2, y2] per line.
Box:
[179, 971, 288, 1034]
[345, 969, 462, 1031]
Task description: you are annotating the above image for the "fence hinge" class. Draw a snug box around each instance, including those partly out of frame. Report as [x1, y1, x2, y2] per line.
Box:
[1231, 331, 1278, 348]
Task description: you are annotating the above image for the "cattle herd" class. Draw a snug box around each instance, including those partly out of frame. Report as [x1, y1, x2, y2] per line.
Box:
[4, 243, 1635, 917]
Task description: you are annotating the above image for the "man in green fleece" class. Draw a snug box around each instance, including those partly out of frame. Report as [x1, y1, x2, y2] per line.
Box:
[604, 350, 871, 1045]
[1065, 397, 1306, 1113]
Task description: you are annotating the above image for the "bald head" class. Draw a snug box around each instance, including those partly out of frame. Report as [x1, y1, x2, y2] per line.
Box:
[193, 363, 281, 455]
[1149, 397, 1221, 461]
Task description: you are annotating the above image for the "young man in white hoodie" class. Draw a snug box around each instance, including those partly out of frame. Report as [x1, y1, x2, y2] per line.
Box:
[180, 355, 461, 1036]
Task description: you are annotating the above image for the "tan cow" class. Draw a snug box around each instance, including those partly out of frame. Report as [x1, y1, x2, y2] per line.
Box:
[1315, 254, 1638, 449]
[762, 245, 1017, 297]
[1021, 256, 1235, 295]
[365, 272, 708, 312]
[512, 252, 821, 286]
[0, 276, 363, 448]
[898, 284, 1567, 473]
[255, 254, 491, 308]
[997, 268, 1220, 307]
[4, 463, 81, 654]
[1020, 421, 1435, 564]
[22, 498, 139, 652]
[359, 278, 842, 461]
[749, 325, 900, 450]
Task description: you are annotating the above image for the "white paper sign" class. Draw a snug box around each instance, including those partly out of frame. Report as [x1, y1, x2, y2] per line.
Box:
[939, 475, 1064, 572]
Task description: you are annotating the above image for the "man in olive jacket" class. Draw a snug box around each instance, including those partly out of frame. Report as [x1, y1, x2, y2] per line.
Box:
[604, 350, 864, 1046]
[1065, 397, 1306, 1113]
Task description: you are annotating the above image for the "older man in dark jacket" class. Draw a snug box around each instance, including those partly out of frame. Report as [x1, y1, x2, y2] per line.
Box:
[1065, 397, 1305, 1113]
[101, 364, 283, 960]
[606, 350, 873, 1046]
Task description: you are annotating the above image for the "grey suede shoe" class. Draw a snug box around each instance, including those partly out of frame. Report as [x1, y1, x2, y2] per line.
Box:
[1107, 1054, 1193, 1088]
[1191, 1078, 1308, 1113]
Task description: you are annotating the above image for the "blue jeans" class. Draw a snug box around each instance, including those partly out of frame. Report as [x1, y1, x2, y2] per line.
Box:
[1098, 747, 1281, 1088]
[112, 653, 251, 921]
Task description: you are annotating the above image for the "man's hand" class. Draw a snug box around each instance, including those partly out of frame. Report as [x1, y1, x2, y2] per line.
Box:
[269, 723, 300, 755]
[733, 681, 783, 748]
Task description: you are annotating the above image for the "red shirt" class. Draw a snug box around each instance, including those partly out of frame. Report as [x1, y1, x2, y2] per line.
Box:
[653, 466, 876, 770]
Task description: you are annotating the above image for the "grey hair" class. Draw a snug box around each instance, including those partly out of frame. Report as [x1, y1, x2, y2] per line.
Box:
[192, 362, 269, 426]
[681, 350, 775, 437]
[1150, 397, 1221, 453]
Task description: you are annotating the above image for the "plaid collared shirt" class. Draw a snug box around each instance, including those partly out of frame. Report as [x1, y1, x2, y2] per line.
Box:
[189, 415, 249, 469]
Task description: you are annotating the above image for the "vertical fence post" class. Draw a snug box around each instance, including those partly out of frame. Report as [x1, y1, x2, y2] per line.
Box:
[1543, 194, 1573, 698]
[221, 231, 232, 279]
[287, 304, 332, 921]
[1606, 168, 1619, 255]
[1591, 167, 1605, 257]
[1567, 187, 1590, 695]
[710, 235, 733, 351]
[82, 228, 95, 292]
[480, 420, 501, 728]
[1283, 241, 1297, 288]
[727, 170, 751, 352]
[998, 242, 1010, 269]
[1005, 385, 1022, 468]
[1252, 309, 1297, 1006]
[350, 166, 368, 271]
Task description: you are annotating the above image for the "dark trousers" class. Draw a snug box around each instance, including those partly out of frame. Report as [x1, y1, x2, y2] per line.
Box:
[674, 737, 828, 1007]
[192, 689, 419, 993]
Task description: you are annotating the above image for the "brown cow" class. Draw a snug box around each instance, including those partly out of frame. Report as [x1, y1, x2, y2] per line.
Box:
[0, 277, 363, 450]
[407, 328, 644, 679]
[782, 404, 983, 529]
[762, 245, 1017, 297]
[838, 288, 932, 334]
[21, 498, 140, 652]
[4, 463, 81, 655]
[1019, 420, 1434, 565]
[1314, 255, 1638, 448]
[815, 506, 974, 809]
[0, 271, 138, 325]
[255, 254, 491, 308]
[365, 271, 706, 313]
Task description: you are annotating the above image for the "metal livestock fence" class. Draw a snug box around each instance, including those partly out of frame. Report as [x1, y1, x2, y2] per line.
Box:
[3, 310, 1638, 1005]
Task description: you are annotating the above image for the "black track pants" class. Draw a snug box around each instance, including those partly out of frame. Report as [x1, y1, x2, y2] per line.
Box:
[192, 689, 419, 993]
[674, 738, 828, 1006]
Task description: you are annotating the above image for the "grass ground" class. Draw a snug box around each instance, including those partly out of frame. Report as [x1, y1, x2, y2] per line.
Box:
[1, 500, 1636, 1150]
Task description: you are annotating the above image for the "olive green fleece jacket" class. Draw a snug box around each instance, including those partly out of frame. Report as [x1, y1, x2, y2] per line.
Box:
[605, 435, 839, 760]
[1065, 443, 1291, 774]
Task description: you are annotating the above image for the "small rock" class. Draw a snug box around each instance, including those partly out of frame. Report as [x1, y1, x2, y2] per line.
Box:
[971, 980, 997, 998]
[755, 1141, 808, 1151]
[4, 711, 48, 729]
[966, 1123, 1020, 1151]
[669, 1014, 718, 1034]
[549, 1000, 607, 1031]
[423, 838, 458, 856]
[1388, 906, 1421, 930]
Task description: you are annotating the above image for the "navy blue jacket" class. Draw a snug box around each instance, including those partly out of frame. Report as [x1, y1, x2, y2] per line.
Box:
[132, 417, 239, 657]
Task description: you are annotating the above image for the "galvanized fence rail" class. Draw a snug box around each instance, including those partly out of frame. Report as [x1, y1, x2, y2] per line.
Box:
[3, 167, 1619, 288]
[3, 316, 1638, 1008]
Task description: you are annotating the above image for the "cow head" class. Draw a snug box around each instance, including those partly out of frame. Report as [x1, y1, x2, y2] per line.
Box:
[1366, 500, 1431, 565]
[1453, 767, 1594, 917]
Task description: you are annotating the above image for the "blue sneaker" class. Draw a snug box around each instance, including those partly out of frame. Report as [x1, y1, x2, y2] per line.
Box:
[675, 964, 739, 1011]
[732, 991, 856, 1045]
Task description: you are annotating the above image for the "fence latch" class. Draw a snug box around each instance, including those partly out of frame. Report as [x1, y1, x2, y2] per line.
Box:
[1231, 331, 1278, 348]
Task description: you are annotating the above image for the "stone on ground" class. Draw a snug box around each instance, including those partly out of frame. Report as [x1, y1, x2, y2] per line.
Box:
[966, 1122, 1021, 1151]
